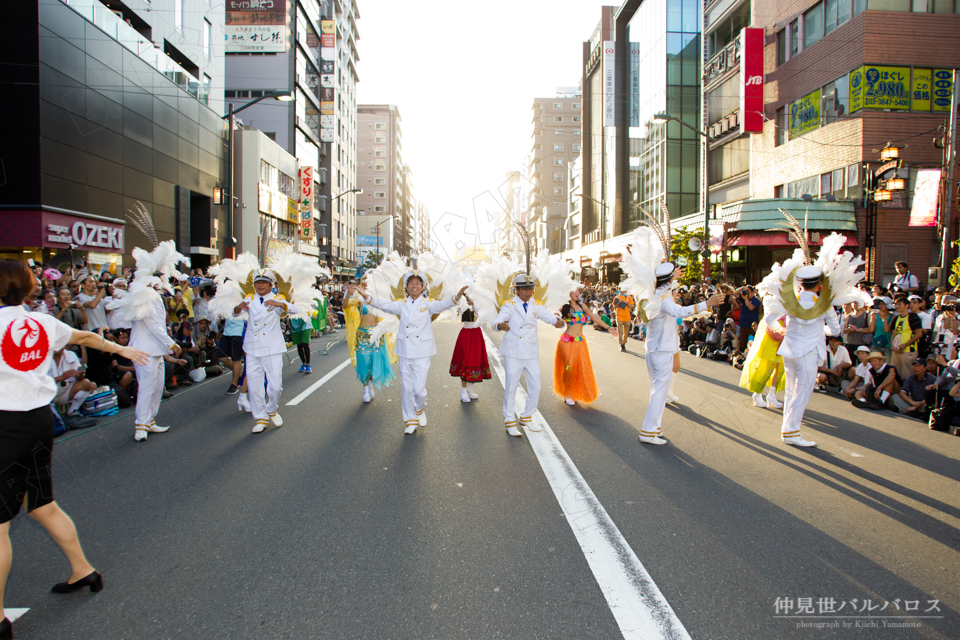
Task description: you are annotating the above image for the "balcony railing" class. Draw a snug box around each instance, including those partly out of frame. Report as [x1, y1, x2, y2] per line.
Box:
[703, 35, 741, 85]
[62, 0, 209, 105]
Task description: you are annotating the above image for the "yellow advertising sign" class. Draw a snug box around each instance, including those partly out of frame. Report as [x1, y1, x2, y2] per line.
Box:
[861, 66, 911, 110]
[320, 19, 335, 34]
[287, 197, 300, 222]
[849, 67, 863, 112]
[912, 68, 932, 111]
[932, 69, 954, 112]
[788, 89, 820, 139]
[320, 101, 334, 115]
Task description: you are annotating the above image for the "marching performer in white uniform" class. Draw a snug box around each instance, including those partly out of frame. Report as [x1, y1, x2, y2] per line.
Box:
[130, 286, 181, 441]
[756, 210, 870, 447]
[763, 266, 839, 447]
[492, 274, 564, 436]
[233, 270, 298, 433]
[362, 271, 467, 434]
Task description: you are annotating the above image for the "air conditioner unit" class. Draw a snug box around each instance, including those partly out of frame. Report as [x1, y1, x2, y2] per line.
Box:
[316, 196, 328, 213]
[720, 118, 730, 134]
[317, 168, 328, 185]
[929, 266, 943, 288]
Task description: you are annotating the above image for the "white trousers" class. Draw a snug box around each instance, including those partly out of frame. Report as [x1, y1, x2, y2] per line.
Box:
[399, 356, 430, 427]
[134, 355, 164, 427]
[246, 353, 283, 422]
[502, 356, 541, 425]
[782, 351, 819, 437]
[641, 351, 674, 437]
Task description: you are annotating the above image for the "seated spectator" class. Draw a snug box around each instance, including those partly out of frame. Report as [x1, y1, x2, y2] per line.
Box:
[174, 319, 206, 369]
[818, 335, 852, 389]
[49, 347, 97, 415]
[854, 352, 902, 410]
[843, 346, 873, 398]
[720, 318, 737, 351]
[893, 359, 937, 419]
[109, 330, 137, 405]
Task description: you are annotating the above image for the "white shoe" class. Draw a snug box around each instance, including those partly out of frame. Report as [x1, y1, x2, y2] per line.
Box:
[765, 392, 783, 409]
[460, 388, 471, 403]
[524, 419, 542, 432]
[252, 420, 267, 433]
[418, 409, 427, 427]
[146, 424, 170, 433]
[466, 384, 478, 399]
[782, 435, 817, 447]
[565, 397, 576, 406]
[134, 428, 148, 442]
[238, 393, 250, 413]
[506, 425, 522, 437]
[752, 393, 768, 408]
[666, 393, 680, 404]
[363, 386, 372, 403]
[404, 422, 418, 435]
[639, 435, 668, 445]
[270, 412, 283, 427]
[368, 383, 376, 399]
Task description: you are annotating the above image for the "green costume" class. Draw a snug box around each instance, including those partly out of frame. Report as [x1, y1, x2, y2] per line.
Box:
[312, 296, 328, 333]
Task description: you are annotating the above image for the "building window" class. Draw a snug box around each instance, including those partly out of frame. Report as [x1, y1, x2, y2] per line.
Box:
[847, 163, 860, 188]
[804, 4, 823, 48]
[553, 158, 563, 166]
[555, 130, 563, 135]
[554, 187, 564, 196]
[374, 136, 385, 143]
[554, 143, 564, 151]
[789, 19, 800, 57]
[821, 75, 849, 124]
[374, 205, 386, 212]
[553, 116, 563, 122]
[831, 167, 845, 197]
[775, 106, 787, 146]
[374, 192, 385, 199]
[774, 184, 785, 197]
[553, 172, 563, 181]
[572, 116, 581, 123]
[374, 164, 385, 171]
[572, 103, 581, 109]
[374, 177, 386, 185]
[374, 150, 386, 157]
[777, 29, 787, 65]
[553, 102, 562, 109]
[572, 143, 581, 152]
[573, 130, 581, 136]
[820, 172, 832, 196]
[375, 123, 386, 129]
[203, 19, 211, 58]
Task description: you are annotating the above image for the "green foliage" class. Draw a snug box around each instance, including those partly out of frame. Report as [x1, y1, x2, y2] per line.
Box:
[669, 227, 716, 285]
[950, 240, 960, 287]
[362, 252, 384, 270]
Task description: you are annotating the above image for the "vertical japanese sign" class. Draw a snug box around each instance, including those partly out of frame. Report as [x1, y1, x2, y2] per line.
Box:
[603, 41, 615, 127]
[849, 67, 864, 113]
[909, 169, 941, 228]
[628, 43, 639, 127]
[299, 167, 314, 237]
[739, 28, 764, 133]
[932, 70, 954, 112]
[912, 68, 932, 111]
[226, 0, 287, 53]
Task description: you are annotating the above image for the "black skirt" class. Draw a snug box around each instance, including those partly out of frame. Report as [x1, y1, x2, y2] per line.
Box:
[0, 406, 56, 524]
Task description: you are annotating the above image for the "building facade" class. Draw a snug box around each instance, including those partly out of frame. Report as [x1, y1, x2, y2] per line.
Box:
[357, 105, 406, 254]
[234, 129, 300, 257]
[0, 0, 229, 270]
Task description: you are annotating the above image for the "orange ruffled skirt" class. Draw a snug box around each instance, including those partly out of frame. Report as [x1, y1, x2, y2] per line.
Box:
[554, 335, 599, 403]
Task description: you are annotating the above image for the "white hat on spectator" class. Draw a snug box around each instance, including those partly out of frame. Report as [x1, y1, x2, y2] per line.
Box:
[856, 345, 870, 353]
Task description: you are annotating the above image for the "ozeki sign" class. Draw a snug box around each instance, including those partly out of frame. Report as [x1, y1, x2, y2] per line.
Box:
[739, 28, 764, 134]
[45, 215, 124, 252]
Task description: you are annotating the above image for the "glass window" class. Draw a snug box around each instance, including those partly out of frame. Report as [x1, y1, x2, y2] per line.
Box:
[805, 4, 824, 48]
[832, 168, 845, 196]
[554, 188, 564, 196]
[573, 103, 581, 110]
[839, 0, 852, 23]
[572, 144, 581, 152]
[847, 163, 859, 187]
[554, 158, 564, 166]
[825, 0, 839, 34]
[554, 116, 563, 122]
[867, 0, 910, 8]
[775, 107, 787, 146]
[203, 19, 211, 58]
[174, 0, 183, 32]
[820, 172, 832, 196]
[932, 0, 956, 12]
[554, 172, 563, 181]
[789, 20, 800, 57]
[853, 0, 867, 15]
[777, 29, 787, 65]
[554, 143, 564, 151]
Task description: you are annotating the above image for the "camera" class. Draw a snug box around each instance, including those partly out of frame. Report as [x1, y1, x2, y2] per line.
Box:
[943, 305, 955, 312]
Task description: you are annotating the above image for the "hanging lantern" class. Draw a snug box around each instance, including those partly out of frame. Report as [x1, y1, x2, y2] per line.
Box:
[886, 177, 905, 191]
[879, 145, 900, 161]
[874, 189, 892, 202]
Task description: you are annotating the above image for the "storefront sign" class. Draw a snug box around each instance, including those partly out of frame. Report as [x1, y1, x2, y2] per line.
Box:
[320, 19, 335, 34]
[46, 221, 124, 251]
[603, 41, 615, 127]
[788, 89, 820, 138]
[320, 60, 334, 74]
[321, 34, 335, 48]
[849, 65, 910, 111]
[910, 168, 941, 227]
[628, 43, 639, 128]
[933, 70, 954, 112]
[912, 68, 932, 111]
[320, 101, 334, 115]
[320, 115, 335, 128]
[321, 74, 335, 88]
[299, 166, 314, 211]
[320, 87, 334, 102]
[739, 27, 764, 133]
[226, 0, 287, 54]
[287, 197, 300, 222]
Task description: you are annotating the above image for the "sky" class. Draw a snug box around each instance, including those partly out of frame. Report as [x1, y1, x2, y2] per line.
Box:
[355, 0, 615, 255]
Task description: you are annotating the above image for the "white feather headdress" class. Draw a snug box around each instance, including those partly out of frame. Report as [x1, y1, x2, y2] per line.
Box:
[471, 252, 577, 324]
[620, 226, 667, 322]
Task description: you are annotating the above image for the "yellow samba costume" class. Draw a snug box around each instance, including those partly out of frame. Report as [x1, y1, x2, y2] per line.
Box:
[739, 318, 786, 394]
[345, 295, 397, 388]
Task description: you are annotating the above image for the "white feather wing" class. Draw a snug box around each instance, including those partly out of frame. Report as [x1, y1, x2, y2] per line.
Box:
[364, 251, 408, 303]
[471, 254, 523, 324]
[816, 233, 872, 307]
[621, 227, 665, 320]
[533, 253, 577, 311]
[268, 249, 328, 321]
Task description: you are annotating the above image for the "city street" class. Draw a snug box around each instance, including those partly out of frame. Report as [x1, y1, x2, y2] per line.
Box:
[6, 323, 959, 640]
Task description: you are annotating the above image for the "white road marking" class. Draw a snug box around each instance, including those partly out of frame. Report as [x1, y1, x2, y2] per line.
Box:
[285, 359, 351, 406]
[482, 330, 691, 640]
[3, 608, 28, 622]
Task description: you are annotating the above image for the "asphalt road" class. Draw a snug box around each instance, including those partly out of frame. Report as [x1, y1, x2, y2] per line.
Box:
[5, 321, 959, 640]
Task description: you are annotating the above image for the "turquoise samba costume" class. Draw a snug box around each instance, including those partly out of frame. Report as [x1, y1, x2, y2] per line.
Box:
[344, 289, 397, 402]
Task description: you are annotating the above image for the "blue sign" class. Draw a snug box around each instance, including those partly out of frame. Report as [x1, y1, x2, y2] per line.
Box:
[357, 234, 380, 246]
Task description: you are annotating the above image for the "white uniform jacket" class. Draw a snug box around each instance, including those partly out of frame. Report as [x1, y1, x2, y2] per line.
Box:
[492, 297, 561, 360]
[239, 292, 299, 357]
[644, 287, 709, 354]
[130, 296, 176, 357]
[365, 295, 455, 359]
[764, 290, 840, 362]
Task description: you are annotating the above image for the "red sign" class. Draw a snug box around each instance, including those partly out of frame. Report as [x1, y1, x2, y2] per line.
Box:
[321, 34, 335, 48]
[2, 316, 51, 372]
[740, 28, 764, 134]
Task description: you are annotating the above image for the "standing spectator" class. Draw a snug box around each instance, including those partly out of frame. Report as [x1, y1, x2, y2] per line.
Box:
[893, 359, 936, 418]
[165, 288, 189, 324]
[76, 276, 108, 332]
[891, 296, 923, 380]
[35, 289, 57, 315]
[736, 285, 760, 354]
[218, 314, 245, 394]
[612, 289, 635, 352]
[868, 297, 894, 358]
[892, 261, 920, 295]
[932, 295, 959, 357]
[192, 284, 217, 328]
[54, 287, 87, 331]
[908, 295, 932, 356]
[105, 280, 132, 332]
[841, 301, 871, 354]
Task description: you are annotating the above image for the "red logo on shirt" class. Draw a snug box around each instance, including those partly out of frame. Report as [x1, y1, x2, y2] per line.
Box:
[2, 317, 51, 371]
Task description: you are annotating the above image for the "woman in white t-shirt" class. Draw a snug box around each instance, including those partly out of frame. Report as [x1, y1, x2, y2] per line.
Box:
[0, 260, 148, 639]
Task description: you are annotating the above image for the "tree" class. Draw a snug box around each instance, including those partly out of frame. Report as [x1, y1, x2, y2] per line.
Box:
[669, 228, 720, 285]
[362, 252, 384, 270]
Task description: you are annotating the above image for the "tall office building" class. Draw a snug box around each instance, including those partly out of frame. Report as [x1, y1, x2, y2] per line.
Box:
[225, 0, 360, 275]
[356, 104, 408, 254]
[528, 89, 583, 255]
[1, 0, 229, 269]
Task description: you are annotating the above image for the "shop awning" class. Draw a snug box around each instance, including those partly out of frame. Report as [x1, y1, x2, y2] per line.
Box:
[720, 198, 857, 231]
[727, 230, 858, 248]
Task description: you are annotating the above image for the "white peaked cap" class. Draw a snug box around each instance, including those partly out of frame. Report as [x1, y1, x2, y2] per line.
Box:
[796, 265, 823, 281]
[655, 262, 676, 277]
[253, 269, 276, 284]
[512, 273, 536, 287]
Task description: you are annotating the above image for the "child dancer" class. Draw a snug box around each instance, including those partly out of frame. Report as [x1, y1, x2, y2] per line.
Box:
[449, 296, 490, 403]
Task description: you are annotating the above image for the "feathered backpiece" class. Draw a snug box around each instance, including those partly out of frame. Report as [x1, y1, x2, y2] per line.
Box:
[258, 222, 272, 268]
[207, 252, 259, 320]
[620, 226, 667, 322]
[127, 201, 159, 249]
[415, 252, 468, 321]
[634, 200, 672, 263]
[365, 251, 410, 302]
[268, 249, 330, 321]
[471, 252, 576, 324]
[512, 220, 533, 276]
[769, 208, 812, 266]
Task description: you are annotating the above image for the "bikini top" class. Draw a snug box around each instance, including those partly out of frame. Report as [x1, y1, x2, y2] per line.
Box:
[566, 310, 589, 325]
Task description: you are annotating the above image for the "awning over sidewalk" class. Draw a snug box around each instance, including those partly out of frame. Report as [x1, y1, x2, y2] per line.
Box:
[721, 198, 857, 231]
[727, 230, 858, 248]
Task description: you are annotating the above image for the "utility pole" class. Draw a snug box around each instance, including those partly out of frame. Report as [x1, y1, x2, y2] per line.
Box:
[940, 69, 958, 274]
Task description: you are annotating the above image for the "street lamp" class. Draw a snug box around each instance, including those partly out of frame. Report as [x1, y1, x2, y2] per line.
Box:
[317, 188, 362, 276]
[221, 91, 294, 257]
[371, 215, 394, 267]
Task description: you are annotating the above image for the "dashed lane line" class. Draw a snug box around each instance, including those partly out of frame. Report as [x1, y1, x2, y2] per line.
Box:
[285, 359, 352, 406]
[482, 329, 692, 640]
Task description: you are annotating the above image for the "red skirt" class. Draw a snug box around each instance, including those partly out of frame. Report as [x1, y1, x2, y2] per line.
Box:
[449, 327, 491, 382]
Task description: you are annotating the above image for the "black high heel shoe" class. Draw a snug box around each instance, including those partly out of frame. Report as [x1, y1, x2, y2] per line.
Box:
[1, 616, 12, 640]
[51, 570, 103, 594]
